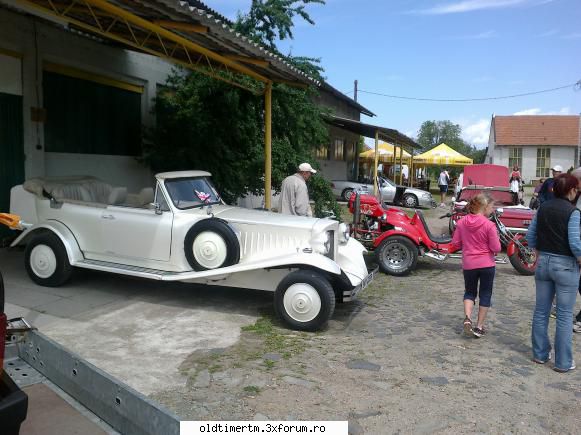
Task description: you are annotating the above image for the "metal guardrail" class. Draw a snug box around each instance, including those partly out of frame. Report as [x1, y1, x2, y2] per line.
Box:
[16, 330, 180, 435]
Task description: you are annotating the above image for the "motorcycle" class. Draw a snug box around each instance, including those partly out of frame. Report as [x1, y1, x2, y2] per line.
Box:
[349, 192, 537, 276]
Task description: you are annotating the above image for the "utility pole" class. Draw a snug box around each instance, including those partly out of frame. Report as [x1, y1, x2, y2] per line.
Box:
[354, 80, 358, 102]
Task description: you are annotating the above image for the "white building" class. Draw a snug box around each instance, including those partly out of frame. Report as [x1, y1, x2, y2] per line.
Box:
[485, 115, 581, 183]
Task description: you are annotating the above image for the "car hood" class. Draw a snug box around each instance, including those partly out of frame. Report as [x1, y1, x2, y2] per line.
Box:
[402, 186, 430, 195]
[195, 204, 326, 231]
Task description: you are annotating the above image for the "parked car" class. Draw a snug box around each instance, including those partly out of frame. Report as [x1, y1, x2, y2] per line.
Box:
[331, 177, 435, 208]
[450, 164, 535, 235]
[0, 172, 375, 331]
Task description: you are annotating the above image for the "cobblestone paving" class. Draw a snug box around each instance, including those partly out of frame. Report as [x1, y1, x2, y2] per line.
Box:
[152, 207, 580, 433]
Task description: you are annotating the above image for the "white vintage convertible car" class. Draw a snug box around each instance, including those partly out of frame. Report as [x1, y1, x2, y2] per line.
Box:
[0, 171, 374, 331]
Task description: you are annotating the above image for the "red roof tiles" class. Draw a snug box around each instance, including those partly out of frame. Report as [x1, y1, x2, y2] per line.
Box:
[494, 115, 580, 146]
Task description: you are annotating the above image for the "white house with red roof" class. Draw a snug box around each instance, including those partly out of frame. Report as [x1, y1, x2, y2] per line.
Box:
[485, 115, 581, 182]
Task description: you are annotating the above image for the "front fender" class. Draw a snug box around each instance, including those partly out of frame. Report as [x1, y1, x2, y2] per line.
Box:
[11, 221, 84, 264]
[506, 234, 526, 257]
[161, 252, 342, 281]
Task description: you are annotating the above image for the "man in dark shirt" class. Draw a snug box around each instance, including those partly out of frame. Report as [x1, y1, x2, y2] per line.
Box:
[538, 165, 563, 204]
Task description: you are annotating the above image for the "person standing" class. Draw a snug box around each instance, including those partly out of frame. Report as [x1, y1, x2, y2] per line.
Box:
[526, 174, 581, 372]
[529, 177, 546, 210]
[569, 167, 581, 333]
[438, 169, 450, 207]
[452, 194, 501, 338]
[510, 164, 524, 205]
[538, 165, 563, 204]
[279, 162, 316, 217]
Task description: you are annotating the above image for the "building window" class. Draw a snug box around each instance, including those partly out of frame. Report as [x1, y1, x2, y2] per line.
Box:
[346, 141, 356, 161]
[536, 148, 551, 178]
[508, 147, 522, 170]
[316, 144, 329, 160]
[333, 138, 344, 161]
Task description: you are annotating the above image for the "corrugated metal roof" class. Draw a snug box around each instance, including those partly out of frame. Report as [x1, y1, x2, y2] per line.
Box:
[325, 115, 418, 150]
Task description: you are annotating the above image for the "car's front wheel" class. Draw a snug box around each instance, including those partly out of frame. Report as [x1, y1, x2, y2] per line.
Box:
[402, 193, 419, 208]
[274, 270, 335, 331]
[25, 232, 73, 287]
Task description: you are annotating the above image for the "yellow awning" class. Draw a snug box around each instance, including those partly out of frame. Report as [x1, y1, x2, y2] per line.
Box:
[359, 143, 411, 163]
[413, 143, 473, 166]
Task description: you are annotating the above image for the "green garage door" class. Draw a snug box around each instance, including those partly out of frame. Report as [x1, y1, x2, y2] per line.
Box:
[0, 92, 25, 238]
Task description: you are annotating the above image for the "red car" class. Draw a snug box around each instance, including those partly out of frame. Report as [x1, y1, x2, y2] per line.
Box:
[450, 164, 535, 235]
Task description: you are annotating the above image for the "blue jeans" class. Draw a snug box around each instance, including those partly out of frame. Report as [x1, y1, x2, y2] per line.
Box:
[532, 253, 579, 370]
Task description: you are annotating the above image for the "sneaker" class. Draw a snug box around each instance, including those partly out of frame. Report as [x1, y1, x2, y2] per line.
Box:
[573, 321, 581, 333]
[472, 327, 486, 338]
[463, 317, 473, 336]
[533, 352, 552, 365]
[554, 361, 576, 373]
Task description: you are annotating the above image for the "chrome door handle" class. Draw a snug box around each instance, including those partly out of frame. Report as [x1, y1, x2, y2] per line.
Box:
[102, 214, 115, 220]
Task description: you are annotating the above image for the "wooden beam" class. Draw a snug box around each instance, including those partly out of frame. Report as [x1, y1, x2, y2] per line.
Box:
[264, 81, 273, 210]
[152, 20, 208, 33]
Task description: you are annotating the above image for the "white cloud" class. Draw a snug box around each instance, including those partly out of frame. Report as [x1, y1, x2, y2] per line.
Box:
[513, 108, 542, 115]
[562, 33, 581, 39]
[443, 30, 497, 40]
[411, 0, 552, 15]
[513, 107, 572, 115]
[538, 29, 558, 37]
[462, 119, 490, 147]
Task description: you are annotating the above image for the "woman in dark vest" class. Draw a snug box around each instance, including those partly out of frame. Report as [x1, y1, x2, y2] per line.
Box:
[526, 174, 581, 373]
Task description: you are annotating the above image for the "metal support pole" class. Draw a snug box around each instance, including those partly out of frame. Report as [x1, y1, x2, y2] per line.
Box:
[354, 80, 358, 102]
[410, 146, 414, 187]
[373, 130, 379, 195]
[264, 81, 273, 210]
[399, 144, 404, 185]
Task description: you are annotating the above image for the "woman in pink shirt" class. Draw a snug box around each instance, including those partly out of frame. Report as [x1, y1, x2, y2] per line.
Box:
[452, 194, 502, 337]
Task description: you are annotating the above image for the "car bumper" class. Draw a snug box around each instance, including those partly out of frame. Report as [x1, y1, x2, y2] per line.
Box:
[342, 266, 377, 302]
[417, 196, 435, 208]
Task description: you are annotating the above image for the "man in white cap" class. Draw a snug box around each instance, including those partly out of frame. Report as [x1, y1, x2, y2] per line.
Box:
[538, 165, 563, 204]
[279, 162, 316, 216]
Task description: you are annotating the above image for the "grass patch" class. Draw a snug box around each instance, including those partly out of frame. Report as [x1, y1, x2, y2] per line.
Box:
[243, 385, 261, 394]
[243, 317, 308, 360]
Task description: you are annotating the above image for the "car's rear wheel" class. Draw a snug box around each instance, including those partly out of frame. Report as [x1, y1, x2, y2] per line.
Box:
[342, 188, 354, 201]
[274, 270, 335, 331]
[402, 193, 419, 208]
[25, 233, 72, 287]
[376, 236, 418, 276]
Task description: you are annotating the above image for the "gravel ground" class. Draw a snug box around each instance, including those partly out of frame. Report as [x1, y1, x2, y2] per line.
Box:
[151, 205, 581, 433]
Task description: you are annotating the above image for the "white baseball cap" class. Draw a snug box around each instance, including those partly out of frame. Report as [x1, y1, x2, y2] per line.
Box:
[552, 165, 563, 172]
[298, 162, 317, 174]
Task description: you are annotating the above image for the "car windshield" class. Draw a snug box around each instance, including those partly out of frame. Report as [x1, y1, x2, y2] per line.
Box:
[458, 188, 516, 206]
[380, 177, 396, 187]
[164, 177, 221, 209]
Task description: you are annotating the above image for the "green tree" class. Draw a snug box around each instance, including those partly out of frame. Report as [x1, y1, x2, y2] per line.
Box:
[416, 120, 465, 151]
[144, 0, 340, 217]
[235, 0, 325, 50]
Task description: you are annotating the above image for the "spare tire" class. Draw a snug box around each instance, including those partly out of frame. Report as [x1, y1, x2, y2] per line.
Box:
[184, 218, 240, 271]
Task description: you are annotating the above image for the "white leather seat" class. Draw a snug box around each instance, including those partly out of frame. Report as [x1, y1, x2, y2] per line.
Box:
[51, 184, 93, 202]
[139, 187, 154, 205]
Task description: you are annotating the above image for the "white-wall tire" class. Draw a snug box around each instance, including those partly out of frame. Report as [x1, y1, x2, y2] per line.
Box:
[29, 245, 58, 279]
[274, 270, 335, 331]
[192, 231, 228, 269]
[24, 232, 73, 287]
[282, 283, 322, 323]
[184, 218, 240, 271]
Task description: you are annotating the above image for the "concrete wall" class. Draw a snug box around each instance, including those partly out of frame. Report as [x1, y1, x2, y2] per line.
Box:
[0, 7, 174, 192]
[492, 145, 576, 182]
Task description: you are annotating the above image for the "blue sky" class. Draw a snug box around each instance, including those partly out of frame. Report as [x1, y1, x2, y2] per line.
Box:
[207, 0, 581, 148]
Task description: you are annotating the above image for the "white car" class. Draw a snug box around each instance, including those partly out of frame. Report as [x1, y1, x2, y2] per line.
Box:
[1, 171, 374, 331]
[332, 177, 435, 208]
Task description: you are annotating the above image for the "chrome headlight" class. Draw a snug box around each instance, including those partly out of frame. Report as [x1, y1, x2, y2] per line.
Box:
[339, 223, 350, 244]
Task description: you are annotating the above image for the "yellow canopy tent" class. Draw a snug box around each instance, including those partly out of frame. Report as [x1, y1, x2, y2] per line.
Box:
[359, 143, 411, 163]
[413, 143, 473, 166]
